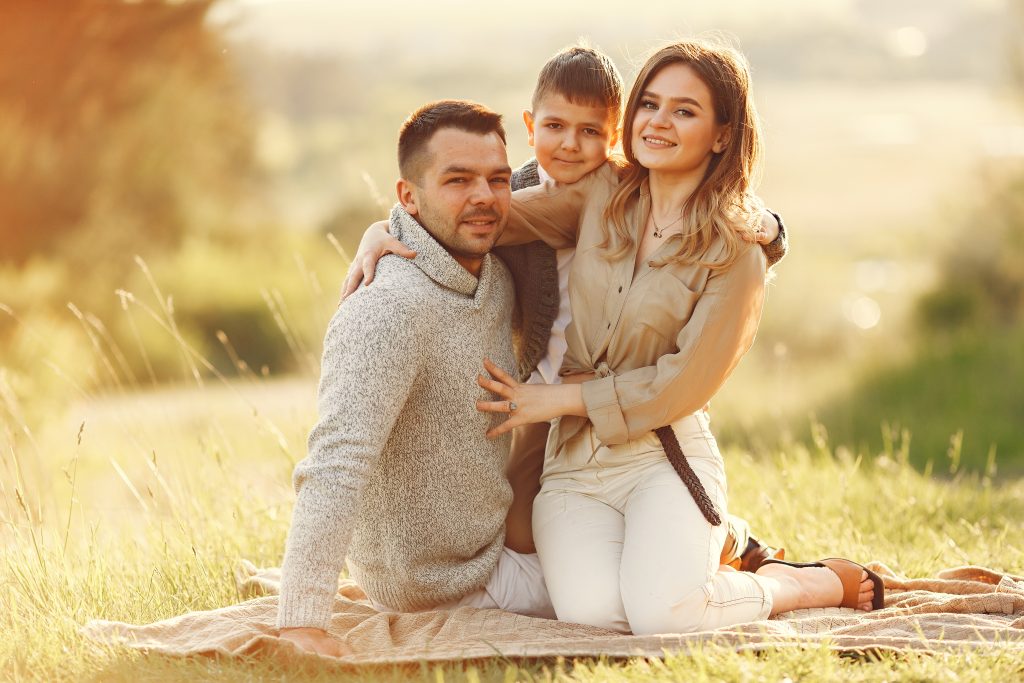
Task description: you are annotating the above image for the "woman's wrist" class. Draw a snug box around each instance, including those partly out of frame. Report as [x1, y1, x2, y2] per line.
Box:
[556, 383, 587, 418]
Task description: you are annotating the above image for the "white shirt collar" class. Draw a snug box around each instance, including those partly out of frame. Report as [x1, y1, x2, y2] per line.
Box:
[536, 162, 555, 186]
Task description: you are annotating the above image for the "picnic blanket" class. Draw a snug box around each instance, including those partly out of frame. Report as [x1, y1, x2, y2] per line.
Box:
[82, 561, 1024, 664]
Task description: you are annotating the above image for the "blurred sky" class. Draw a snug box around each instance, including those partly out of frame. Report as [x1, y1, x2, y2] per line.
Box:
[199, 0, 1024, 236]
[209, 0, 1008, 66]
[210, 0, 851, 54]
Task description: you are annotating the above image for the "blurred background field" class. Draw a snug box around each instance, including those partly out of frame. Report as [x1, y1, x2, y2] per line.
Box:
[3, 0, 1022, 479]
[2, 0, 1023, 679]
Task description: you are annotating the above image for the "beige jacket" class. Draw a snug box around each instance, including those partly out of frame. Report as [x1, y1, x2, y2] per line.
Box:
[503, 163, 767, 448]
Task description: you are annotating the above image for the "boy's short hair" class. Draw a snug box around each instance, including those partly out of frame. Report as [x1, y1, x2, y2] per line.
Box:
[398, 100, 506, 183]
[531, 45, 624, 127]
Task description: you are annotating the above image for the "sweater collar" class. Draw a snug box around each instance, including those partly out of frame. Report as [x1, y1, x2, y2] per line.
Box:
[389, 204, 491, 298]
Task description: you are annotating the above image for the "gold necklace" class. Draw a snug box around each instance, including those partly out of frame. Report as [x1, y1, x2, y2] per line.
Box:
[650, 209, 684, 238]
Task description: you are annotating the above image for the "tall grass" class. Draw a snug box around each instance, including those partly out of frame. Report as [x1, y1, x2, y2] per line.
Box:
[1, 254, 1023, 682]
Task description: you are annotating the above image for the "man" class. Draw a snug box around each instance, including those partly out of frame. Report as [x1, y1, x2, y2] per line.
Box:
[277, 100, 555, 656]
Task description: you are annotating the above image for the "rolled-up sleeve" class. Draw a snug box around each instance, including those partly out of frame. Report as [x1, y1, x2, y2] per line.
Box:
[581, 244, 768, 445]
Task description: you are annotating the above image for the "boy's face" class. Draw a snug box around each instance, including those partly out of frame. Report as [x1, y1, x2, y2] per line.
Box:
[524, 93, 619, 185]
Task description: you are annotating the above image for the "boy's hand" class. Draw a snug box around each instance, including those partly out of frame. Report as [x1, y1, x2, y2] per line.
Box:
[279, 627, 351, 658]
[340, 220, 417, 302]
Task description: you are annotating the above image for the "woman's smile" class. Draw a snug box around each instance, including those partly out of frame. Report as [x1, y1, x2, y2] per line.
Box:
[640, 135, 677, 149]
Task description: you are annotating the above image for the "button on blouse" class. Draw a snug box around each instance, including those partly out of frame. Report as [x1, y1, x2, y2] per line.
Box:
[501, 163, 768, 447]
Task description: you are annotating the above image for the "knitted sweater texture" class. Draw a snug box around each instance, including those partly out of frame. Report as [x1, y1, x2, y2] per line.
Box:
[277, 206, 516, 630]
[493, 159, 559, 380]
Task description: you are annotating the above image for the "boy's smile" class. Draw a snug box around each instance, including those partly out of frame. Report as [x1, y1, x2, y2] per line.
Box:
[524, 93, 619, 185]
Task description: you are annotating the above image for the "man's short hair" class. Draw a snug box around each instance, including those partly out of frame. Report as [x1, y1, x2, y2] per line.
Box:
[531, 44, 624, 128]
[398, 100, 507, 183]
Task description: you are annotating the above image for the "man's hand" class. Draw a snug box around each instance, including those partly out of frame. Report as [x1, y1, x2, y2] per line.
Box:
[737, 209, 780, 246]
[278, 627, 351, 658]
[339, 220, 417, 302]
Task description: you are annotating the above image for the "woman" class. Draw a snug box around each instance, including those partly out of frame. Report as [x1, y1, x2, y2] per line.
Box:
[350, 39, 883, 634]
[472, 39, 883, 634]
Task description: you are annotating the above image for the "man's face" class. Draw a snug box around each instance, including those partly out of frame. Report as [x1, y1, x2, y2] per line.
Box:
[399, 129, 512, 266]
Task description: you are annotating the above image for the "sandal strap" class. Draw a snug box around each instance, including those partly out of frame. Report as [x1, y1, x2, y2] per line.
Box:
[820, 558, 863, 609]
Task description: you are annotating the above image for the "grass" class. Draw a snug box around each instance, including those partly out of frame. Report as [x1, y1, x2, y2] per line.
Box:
[714, 325, 1024, 477]
[1, 227, 1022, 680]
[1, 76, 1022, 673]
[2, 367, 1023, 681]
[812, 327, 1024, 474]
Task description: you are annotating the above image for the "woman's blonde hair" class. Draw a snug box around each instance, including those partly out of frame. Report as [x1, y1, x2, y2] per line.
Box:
[600, 39, 764, 269]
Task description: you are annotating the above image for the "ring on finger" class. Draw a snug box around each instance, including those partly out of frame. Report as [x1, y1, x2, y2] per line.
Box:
[508, 401, 518, 413]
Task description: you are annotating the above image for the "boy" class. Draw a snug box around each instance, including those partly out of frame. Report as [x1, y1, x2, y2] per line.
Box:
[497, 45, 788, 569]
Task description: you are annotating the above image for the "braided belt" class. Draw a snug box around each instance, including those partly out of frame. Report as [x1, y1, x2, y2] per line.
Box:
[654, 425, 722, 526]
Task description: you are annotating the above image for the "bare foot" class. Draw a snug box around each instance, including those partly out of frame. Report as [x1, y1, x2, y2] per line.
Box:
[755, 562, 876, 615]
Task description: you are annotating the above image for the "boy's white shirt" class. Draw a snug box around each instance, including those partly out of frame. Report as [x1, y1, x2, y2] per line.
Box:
[526, 163, 575, 387]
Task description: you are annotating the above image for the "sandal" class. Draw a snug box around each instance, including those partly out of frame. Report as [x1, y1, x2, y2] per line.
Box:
[737, 536, 785, 573]
[760, 557, 885, 610]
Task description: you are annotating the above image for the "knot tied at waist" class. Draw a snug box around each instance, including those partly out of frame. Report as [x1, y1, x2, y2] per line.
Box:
[560, 359, 614, 381]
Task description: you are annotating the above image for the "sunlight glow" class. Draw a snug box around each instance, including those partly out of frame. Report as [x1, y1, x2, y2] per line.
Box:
[845, 295, 882, 330]
[888, 26, 929, 59]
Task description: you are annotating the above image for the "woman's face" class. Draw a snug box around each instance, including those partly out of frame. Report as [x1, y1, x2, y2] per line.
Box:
[630, 62, 728, 177]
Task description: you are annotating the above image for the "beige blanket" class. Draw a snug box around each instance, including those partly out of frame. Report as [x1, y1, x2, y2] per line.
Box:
[82, 561, 1024, 663]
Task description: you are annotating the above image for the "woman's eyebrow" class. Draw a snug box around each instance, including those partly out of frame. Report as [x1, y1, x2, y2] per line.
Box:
[641, 92, 704, 109]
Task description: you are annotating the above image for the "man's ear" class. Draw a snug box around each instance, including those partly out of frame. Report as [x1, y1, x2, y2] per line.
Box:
[396, 178, 419, 216]
[712, 126, 731, 154]
[522, 110, 536, 147]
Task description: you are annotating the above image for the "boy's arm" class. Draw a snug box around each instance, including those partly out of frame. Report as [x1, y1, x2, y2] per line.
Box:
[277, 290, 422, 632]
[340, 164, 602, 299]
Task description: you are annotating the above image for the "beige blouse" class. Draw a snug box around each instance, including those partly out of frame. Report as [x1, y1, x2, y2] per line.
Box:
[503, 162, 767, 447]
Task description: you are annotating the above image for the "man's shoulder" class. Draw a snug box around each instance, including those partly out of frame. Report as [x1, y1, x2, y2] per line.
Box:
[338, 257, 434, 324]
[364, 254, 436, 296]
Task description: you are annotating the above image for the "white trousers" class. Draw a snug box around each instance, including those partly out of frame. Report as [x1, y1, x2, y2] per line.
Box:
[533, 411, 773, 635]
[367, 547, 555, 619]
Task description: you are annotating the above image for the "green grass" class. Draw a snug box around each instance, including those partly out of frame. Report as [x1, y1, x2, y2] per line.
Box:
[812, 326, 1024, 475]
[2, 375, 1023, 681]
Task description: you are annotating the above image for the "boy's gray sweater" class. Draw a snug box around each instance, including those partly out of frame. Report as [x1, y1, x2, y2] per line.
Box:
[277, 206, 516, 630]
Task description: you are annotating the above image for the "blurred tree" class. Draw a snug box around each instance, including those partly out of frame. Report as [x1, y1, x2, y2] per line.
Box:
[0, 0, 256, 269]
[916, 172, 1024, 335]
[915, 0, 1024, 337]
[820, 1, 1024, 471]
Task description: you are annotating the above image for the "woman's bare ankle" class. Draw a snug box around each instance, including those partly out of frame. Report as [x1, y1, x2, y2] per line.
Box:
[757, 563, 843, 615]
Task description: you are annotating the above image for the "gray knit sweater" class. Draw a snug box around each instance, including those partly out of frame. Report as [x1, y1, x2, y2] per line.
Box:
[277, 205, 516, 630]
[493, 158, 559, 381]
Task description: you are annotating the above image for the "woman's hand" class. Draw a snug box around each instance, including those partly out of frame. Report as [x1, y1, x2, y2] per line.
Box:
[339, 220, 417, 301]
[476, 359, 586, 438]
